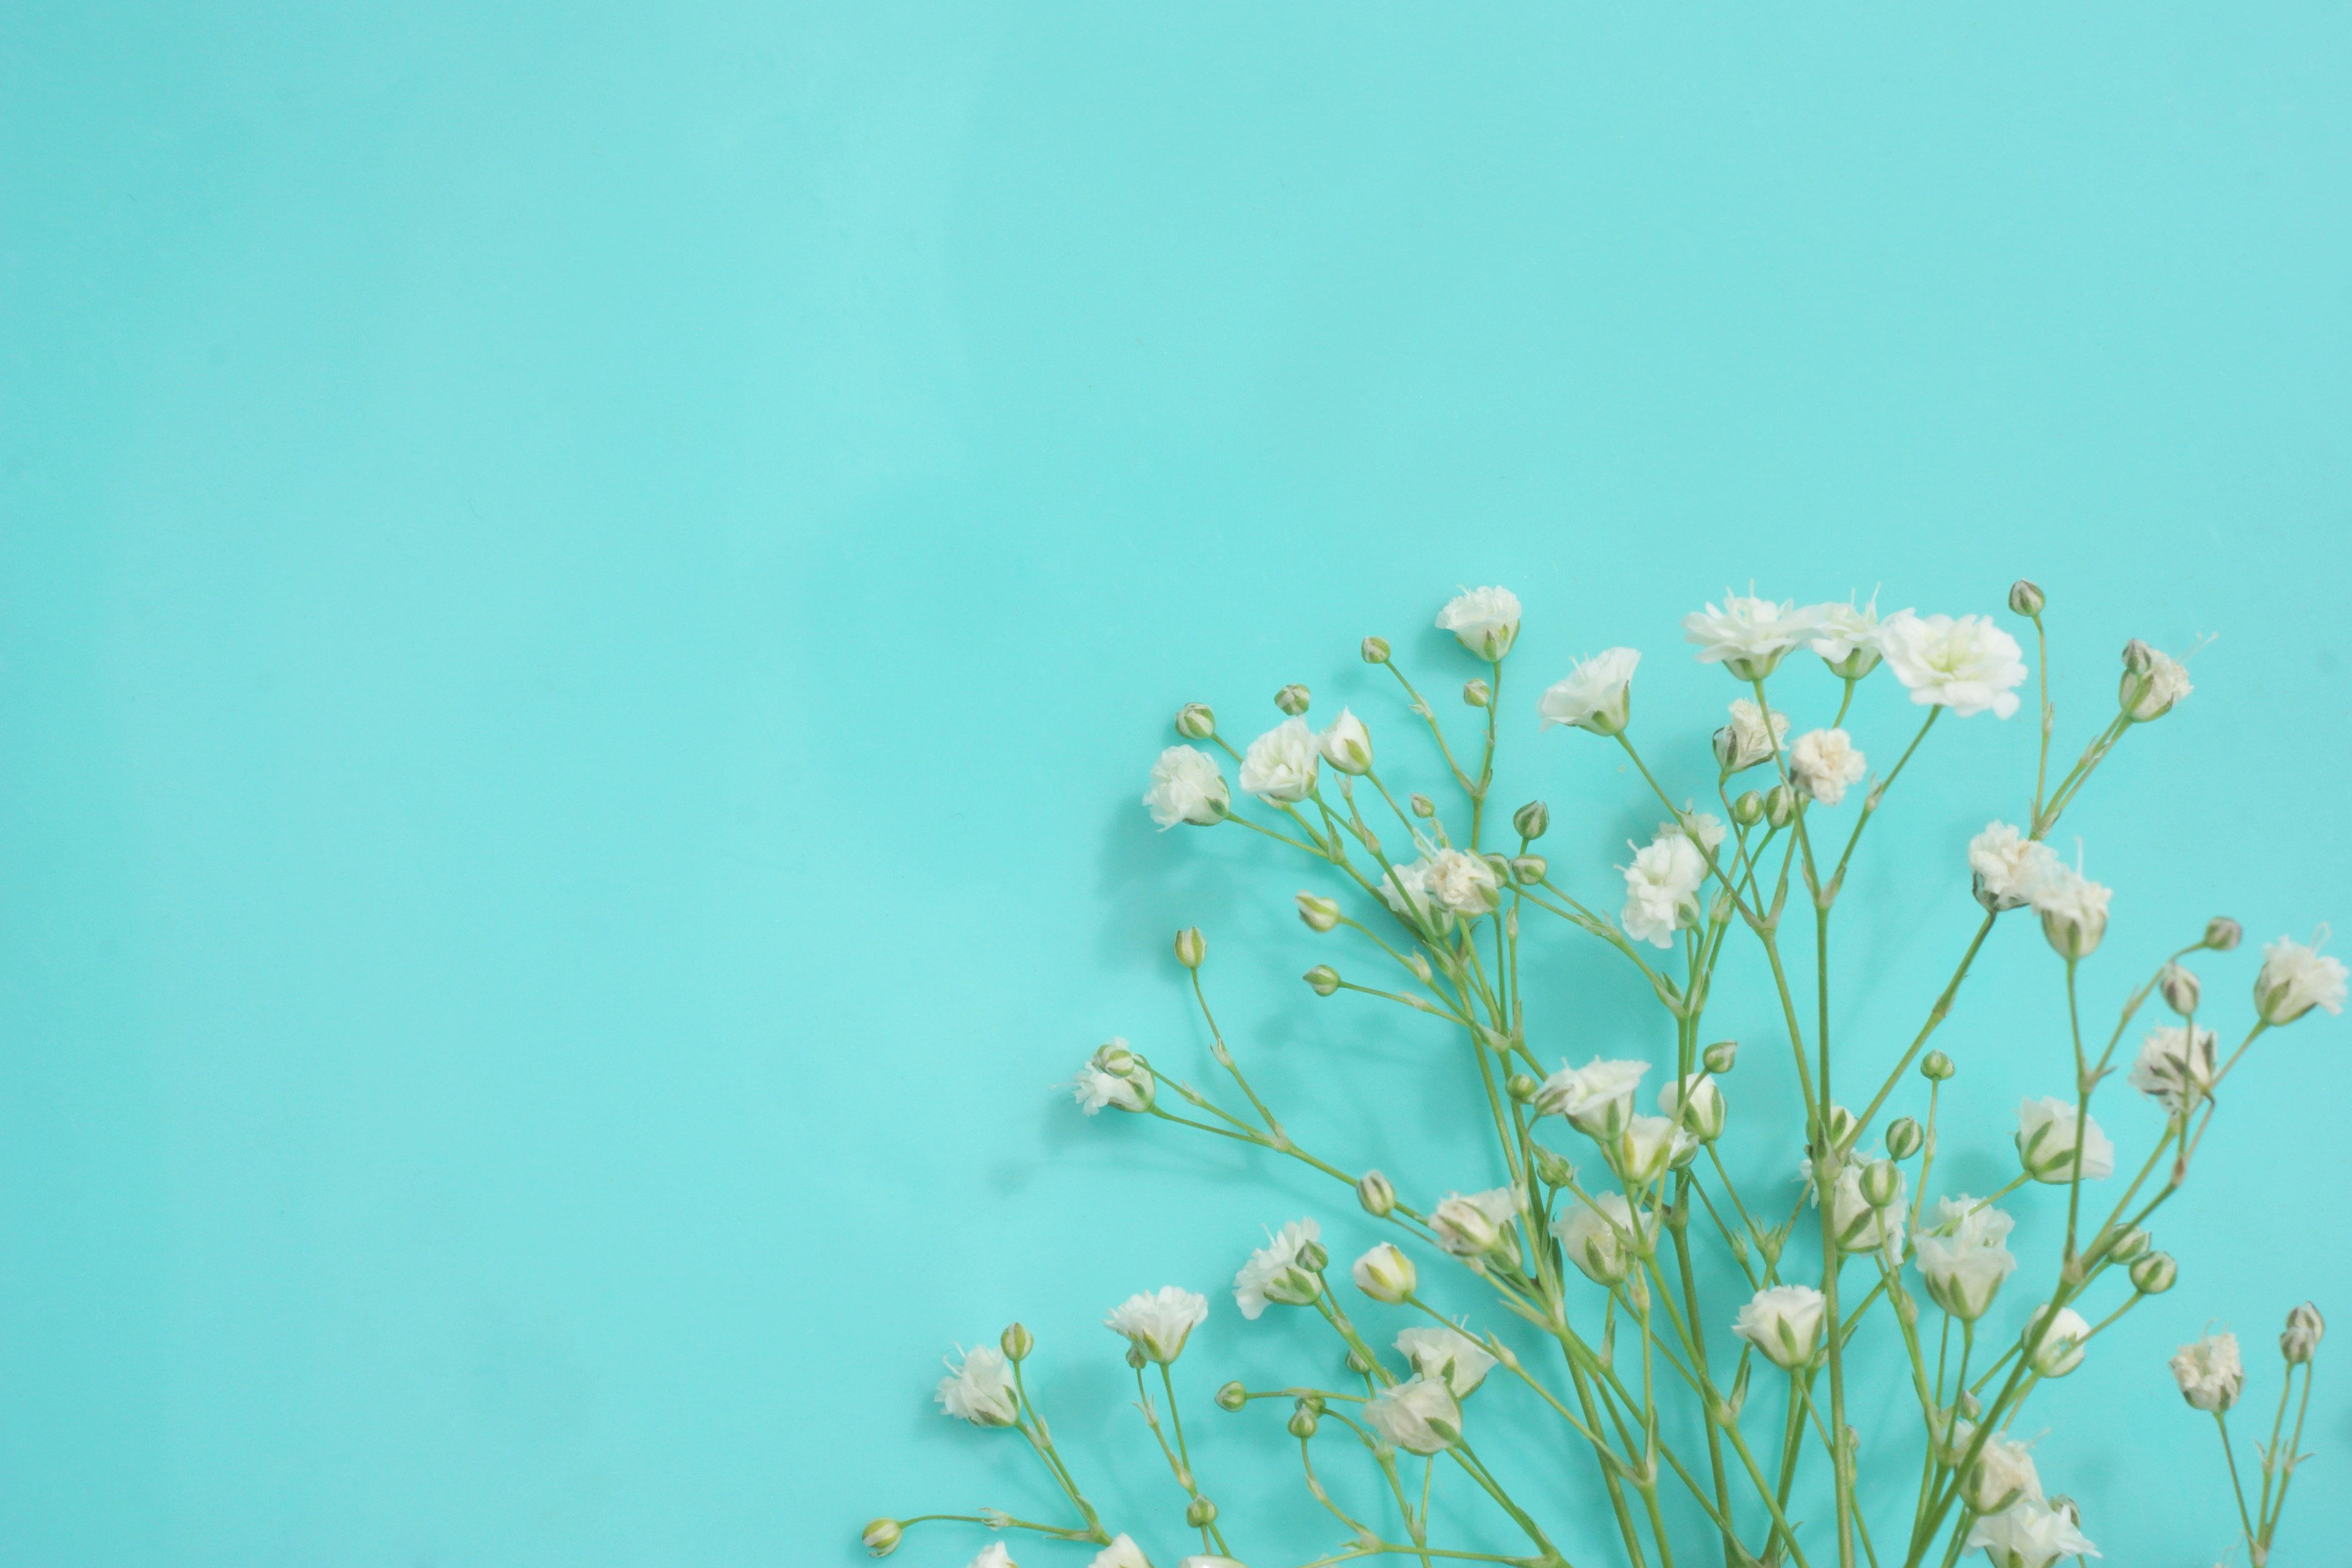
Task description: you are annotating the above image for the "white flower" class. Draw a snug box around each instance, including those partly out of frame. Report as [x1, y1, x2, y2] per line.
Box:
[1144, 746, 1229, 829]
[1238, 718, 1320, 803]
[1658, 1074, 1726, 1142]
[1912, 1196, 2018, 1321]
[1378, 857, 1451, 930]
[1877, 611, 2027, 718]
[2027, 861, 2111, 960]
[1177, 1559, 1246, 1568]
[1620, 832, 1706, 949]
[970, 1543, 1019, 1568]
[1423, 848, 1501, 916]
[1352, 1242, 1417, 1303]
[1232, 1219, 1322, 1319]
[1969, 821, 2057, 912]
[1431, 1187, 1521, 1262]
[1610, 1112, 1694, 1186]
[935, 1344, 1020, 1426]
[1104, 1286, 1209, 1364]
[1957, 1427, 2045, 1515]
[2024, 1305, 2092, 1378]
[2015, 1096, 2114, 1183]
[1553, 1193, 1653, 1286]
[1437, 586, 1521, 660]
[2121, 646, 2192, 722]
[1395, 1324, 1497, 1395]
[1089, 1537, 1152, 1568]
[1732, 1284, 1827, 1369]
[1364, 1374, 1463, 1455]
[1535, 1058, 1649, 1137]
[1682, 594, 1815, 681]
[1659, 806, 1727, 853]
[2171, 1331, 2244, 1412]
[1537, 647, 1640, 736]
[1805, 596, 1894, 679]
[1713, 698, 1789, 772]
[2128, 1025, 2217, 1115]
[1318, 709, 1374, 775]
[2255, 932, 2349, 1025]
[1789, 728, 1868, 807]
[1964, 1498, 2098, 1568]
[1827, 1159, 1907, 1267]
[1069, 1061, 1152, 1114]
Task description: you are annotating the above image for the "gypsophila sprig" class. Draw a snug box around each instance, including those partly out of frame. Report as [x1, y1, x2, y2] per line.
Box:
[866, 578, 2339, 1568]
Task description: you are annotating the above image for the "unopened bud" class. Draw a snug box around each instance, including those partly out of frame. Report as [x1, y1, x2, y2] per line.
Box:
[1511, 855, 1547, 884]
[1298, 1239, 1329, 1273]
[862, 1520, 903, 1557]
[2204, 917, 2242, 952]
[1092, 1041, 1135, 1076]
[1215, 1380, 1247, 1412]
[2130, 1251, 2178, 1294]
[1288, 1398, 1321, 1438]
[1861, 1159, 1902, 1208]
[1764, 784, 1796, 829]
[1360, 636, 1391, 665]
[1174, 927, 1206, 970]
[1506, 1072, 1539, 1103]
[2122, 638, 2156, 677]
[1514, 800, 1550, 840]
[2283, 1302, 2325, 1363]
[1731, 790, 1765, 827]
[2160, 963, 2200, 1016]
[1175, 702, 1217, 739]
[1185, 1496, 1218, 1529]
[1703, 1039, 1740, 1075]
[1126, 1344, 1147, 1369]
[1463, 678, 1491, 708]
[1296, 892, 1341, 932]
[2101, 1226, 2150, 1264]
[2007, 579, 2046, 617]
[1885, 1117, 1924, 1161]
[1356, 1169, 1396, 1217]
[1410, 793, 1436, 818]
[1531, 1144, 1575, 1188]
[1000, 1322, 1034, 1363]
[1921, 1050, 1955, 1082]
[1304, 965, 1340, 996]
[1276, 684, 1311, 716]
[1344, 1346, 1372, 1374]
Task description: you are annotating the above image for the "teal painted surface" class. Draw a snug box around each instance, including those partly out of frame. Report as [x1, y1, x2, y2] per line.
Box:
[3, 3, 2350, 1562]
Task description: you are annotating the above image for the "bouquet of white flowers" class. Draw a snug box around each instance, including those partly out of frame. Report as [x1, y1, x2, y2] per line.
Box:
[862, 582, 2341, 1568]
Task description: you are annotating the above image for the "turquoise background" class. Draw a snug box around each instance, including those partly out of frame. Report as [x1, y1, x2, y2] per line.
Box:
[4, 3, 2350, 1563]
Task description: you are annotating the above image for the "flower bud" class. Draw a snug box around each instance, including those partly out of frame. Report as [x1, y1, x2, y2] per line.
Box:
[1507, 1071, 1540, 1104]
[1356, 1169, 1396, 1217]
[1410, 793, 1436, 818]
[1344, 1346, 1371, 1374]
[1730, 790, 1765, 827]
[1764, 784, 1796, 829]
[1877, 1117, 1921, 1161]
[1861, 1159, 1902, 1208]
[1185, 1497, 1218, 1529]
[2105, 1226, 2150, 1263]
[1174, 927, 1206, 970]
[1093, 1041, 1135, 1076]
[1511, 855, 1547, 885]
[1530, 1144, 1575, 1188]
[1175, 702, 1216, 740]
[2122, 638, 2155, 677]
[1463, 678, 1491, 708]
[1296, 891, 1341, 932]
[2008, 579, 2046, 617]
[1513, 800, 1550, 840]
[2025, 1305, 2090, 1378]
[1297, 1238, 1330, 1274]
[1270, 684, 1309, 717]
[1288, 1398, 1321, 1438]
[1000, 1322, 1033, 1363]
[1703, 1039, 1740, 1075]
[2130, 1250, 2178, 1294]
[1361, 636, 1391, 664]
[2204, 916, 2242, 952]
[1215, 1380, 1247, 1412]
[1921, 1050, 1955, 1082]
[2283, 1302, 2325, 1363]
[1304, 965, 1340, 997]
[862, 1520, 903, 1557]
[1125, 1343, 1147, 1369]
[1352, 1241, 1417, 1303]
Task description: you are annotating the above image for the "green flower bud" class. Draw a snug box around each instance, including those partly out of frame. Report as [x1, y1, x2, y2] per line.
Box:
[1185, 1497, 1218, 1529]
[1765, 784, 1797, 829]
[1703, 1039, 1740, 1075]
[1463, 678, 1491, 708]
[1276, 683, 1311, 716]
[1731, 790, 1765, 827]
[1861, 1159, 1902, 1208]
[1288, 1398, 1321, 1438]
[1000, 1322, 1033, 1363]
[2007, 579, 2045, 617]
[1511, 855, 1547, 884]
[862, 1520, 903, 1557]
[1506, 1071, 1540, 1104]
[1296, 891, 1341, 932]
[2106, 1226, 2150, 1263]
[2283, 1302, 2325, 1365]
[1884, 1117, 1924, 1161]
[1304, 965, 1340, 997]
[1344, 1346, 1372, 1374]
[1921, 1050, 1956, 1082]
[1531, 1144, 1575, 1188]
[1215, 1380, 1247, 1412]
[1410, 793, 1436, 818]
[1298, 1238, 1329, 1273]
[2204, 916, 2242, 952]
[2122, 638, 2156, 676]
[2130, 1251, 2178, 1294]
[1513, 800, 1550, 840]
[1174, 927, 1206, 970]
[1356, 1170, 1396, 1216]
[1175, 702, 1216, 740]
[2160, 962, 2199, 1016]
[1361, 636, 1391, 665]
[1125, 1343, 1147, 1369]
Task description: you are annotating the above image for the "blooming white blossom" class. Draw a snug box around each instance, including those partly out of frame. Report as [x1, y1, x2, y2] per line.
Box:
[2255, 932, 2349, 1025]
[2015, 1096, 2114, 1183]
[1956, 1425, 2044, 1515]
[1733, 1284, 1827, 1369]
[2128, 1025, 2217, 1115]
[2122, 646, 2192, 722]
[2171, 1331, 2244, 1412]
[1238, 717, 1320, 803]
[1964, 1498, 2098, 1568]
[1537, 647, 1640, 736]
[935, 1344, 1020, 1426]
[1232, 1219, 1322, 1319]
[2024, 1305, 2092, 1378]
[1436, 586, 1521, 660]
[1553, 1193, 1653, 1286]
[1364, 1374, 1463, 1455]
[1317, 708, 1374, 775]
[1789, 728, 1868, 807]
[1621, 832, 1706, 949]
[1378, 856, 1451, 930]
[1877, 611, 2028, 718]
[1714, 698, 1789, 772]
[1395, 1324, 1497, 1395]
[1144, 746, 1229, 829]
[1176, 1559, 1246, 1568]
[969, 1543, 1019, 1568]
[1969, 821, 2057, 912]
[1088, 1537, 1151, 1568]
[2027, 860, 2111, 959]
[1658, 1074, 1726, 1142]
[1804, 596, 1894, 678]
[1535, 1058, 1649, 1137]
[1611, 1112, 1695, 1186]
[1913, 1195, 2019, 1321]
[1422, 848, 1501, 916]
[1069, 1061, 1152, 1115]
[1659, 806, 1727, 853]
[1431, 1187, 1521, 1262]
[1351, 1242, 1417, 1304]
[1683, 594, 1815, 680]
[1826, 1158, 1907, 1267]
[1104, 1286, 1209, 1364]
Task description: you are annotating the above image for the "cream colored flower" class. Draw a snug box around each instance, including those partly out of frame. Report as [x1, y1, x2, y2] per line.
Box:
[935, 1344, 1020, 1425]
[1104, 1286, 1209, 1363]
[2121, 646, 2192, 722]
[1232, 1219, 1322, 1319]
[2015, 1096, 2114, 1183]
[1790, 728, 1868, 807]
[1610, 1112, 1694, 1186]
[1713, 698, 1789, 772]
[1144, 746, 1229, 829]
[1963, 1498, 2097, 1568]
[969, 1543, 1019, 1568]
[1878, 611, 2027, 718]
[1316, 708, 1374, 775]
[2027, 861, 2111, 959]
[1089, 1537, 1152, 1568]
[1238, 718, 1319, 802]
[1659, 806, 1727, 853]
[1431, 1187, 1521, 1262]
[2256, 932, 2349, 1024]
[1553, 1193, 1653, 1286]
[1436, 586, 1521, 660]
[1351, 1242, 1417, 1303]
[1535, 1058, 1649, 1137]
[1423, 848, 1501, 916]
[1658, 1074, 1725, 1142]
[2171, 1331, 2244, 1412]
[1364, 1374, 1462, 1454]
[2024, 1305, 2092, 1378]
[1621, 832, 1706, 949]
[1969, 821, 2056, 912]
[1395, 1324, 1496, 1395]
[1537, 647, 1640, 735]
[1913, 1195, 2018, 1321]
[2128, 1025, 2217, 1115]
[1732, 1284, 1826, 1369]
[1805, 596, 1894, 678]
[1683, 593, 1815, 680]
[1958, 1427, 2043, 1515]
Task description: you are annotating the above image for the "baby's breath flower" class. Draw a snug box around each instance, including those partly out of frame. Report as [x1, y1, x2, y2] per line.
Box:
[2015, 1096, 2114, 1183]
[1535, 1058, 1649, 1137]
[935, 1344, 1020, 1426]
[1968, 821, 2056, 911]
[1620, 832, 1706, 949]
[1238, 718, 1320, 802]
[1913, 1196, 2019, 1321]
[1351, 1242, 1416, 1303]
[1317, 708, 1374, 774]
[1878, 611, 2028, 718]
[1683, 593, 1815, 681]
[1964, 1498, 2095, 1568]
[1805, 595, 1894, 679]
[1553, 1193, 1653, 1286]
[1144, 746, 1229, 829]
[1088, 1536, 1152, 1568]
[2170, 1331, 2244, 1412]
[1790, 728, 1868, 807]
[1659, 1074, 1726, 1142]
[1104, 1286, 1208, 1364]
[969, 1543, 1018, 1568]
[2027, 860, 2111, 959]
[1733, 1284, 1826, 1369]
[1436, 586, 1521, 660]
[1232, 1219, 1324, 1319]
[2025, 1305, 2092, 1378]
[2255, 931, 2348, 1024]
[1713, 698, 1789, 772]
[1431, 1187, 1521, 1263]
[2128, 1025, 2217, 1115]
[1537, 647, 1640, 736]
[1395, 1324, 1496, 1395]
[1364, 1374, 1462, 1454]
[1423, 848, 1501, 916]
